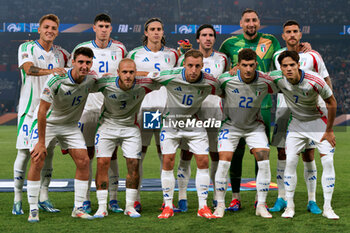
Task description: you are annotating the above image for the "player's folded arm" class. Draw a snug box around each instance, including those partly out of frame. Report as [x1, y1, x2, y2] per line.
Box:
[21, 62, 54, 76]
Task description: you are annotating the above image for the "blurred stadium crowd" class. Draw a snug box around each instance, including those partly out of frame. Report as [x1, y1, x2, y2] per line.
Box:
[1, 0, 349, 24]
[0, 0, 349, 115]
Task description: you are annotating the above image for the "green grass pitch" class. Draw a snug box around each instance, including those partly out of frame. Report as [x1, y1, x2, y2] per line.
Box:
[0, 125, 349, 232]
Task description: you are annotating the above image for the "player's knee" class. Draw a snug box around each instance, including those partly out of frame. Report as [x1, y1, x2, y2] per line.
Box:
[163, 155, 174, 163]
[31, 161, 44, 173]
[76, 156, 90, 170]
[254, 149, 270, 161]
[321, 154, 334, 170]
[196, 156, 209, 169]
[129, 169, 140, 181]
[97, 157, 110, 170]
[128, 158, 139, 168]
[30, 154, 46, 169]
[285, 154, 299, 170]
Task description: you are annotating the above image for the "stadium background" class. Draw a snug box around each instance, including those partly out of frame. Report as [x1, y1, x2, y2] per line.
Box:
[0, 0, 349, 120]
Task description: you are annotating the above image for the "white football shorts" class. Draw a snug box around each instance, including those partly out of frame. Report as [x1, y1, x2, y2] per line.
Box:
[160, 127, 209, 155]
[95, 123, 142, 159]
[285, 117, 335, 156]
[218, 123, 269, 152]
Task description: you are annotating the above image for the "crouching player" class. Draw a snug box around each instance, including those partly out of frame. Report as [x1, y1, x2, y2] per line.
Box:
[272, 51, 338, 219]
[93, 58, 160, 218]
[151, 50, 221, 219]
[214, 49, 278, 218]
[27, 47, 97, 222]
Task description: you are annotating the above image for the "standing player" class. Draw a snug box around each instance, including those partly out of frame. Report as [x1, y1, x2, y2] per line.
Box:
[127, 17, 178, 211]
[152, 50, 220, 219]
[175, 24, 228, 211]
[270, 20, 332, 213]
[27, 47, 97, 222]
[13, 14, 69, 215]
[93, 59, 159, 218]
[70, 13, 127, 214]
[273, 51, 338, 219]
[214, 49, 278, 218]
[219, 9, 280, 210]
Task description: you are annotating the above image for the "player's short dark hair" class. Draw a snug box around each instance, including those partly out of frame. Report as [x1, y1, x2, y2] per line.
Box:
[238, 48, 257, 63]
[241, 8, 259, 18]
[94, 13, 112, 24]
[283, 20, 300, 29]
[143, 17, 166, 46]
[73, 47, 94, 60]
[196, 24, 216, 39]
[278, 50, 300, 65]
[184, 49, 203, 61]
[39, 14, 60, 26]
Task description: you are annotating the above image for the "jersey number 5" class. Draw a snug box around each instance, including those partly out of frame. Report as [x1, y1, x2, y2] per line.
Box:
[154, 63, 161, 71]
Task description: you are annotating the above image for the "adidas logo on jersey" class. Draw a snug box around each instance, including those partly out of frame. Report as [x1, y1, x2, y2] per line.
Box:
[64, 90, 72, 95]
[109, 94, 117, 99]
[38, 55, 45, 60]
[174, 86, 182, 91]
[232, 88, 239, 93]
[142, 57, 150, 62]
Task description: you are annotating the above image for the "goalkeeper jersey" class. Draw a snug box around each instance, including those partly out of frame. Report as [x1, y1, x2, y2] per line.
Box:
[219, 32, 281, 109]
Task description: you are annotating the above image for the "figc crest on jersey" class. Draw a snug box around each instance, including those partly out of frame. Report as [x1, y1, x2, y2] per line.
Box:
[164, 54, 170, 63]
[111, 51, 117, 61]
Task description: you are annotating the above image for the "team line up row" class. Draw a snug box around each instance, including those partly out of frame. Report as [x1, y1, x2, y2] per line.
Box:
[12, 10, 338, 222]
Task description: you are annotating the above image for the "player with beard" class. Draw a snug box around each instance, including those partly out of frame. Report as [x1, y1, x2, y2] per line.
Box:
[219, 9, 280, 211]
[270, 20, 332, 214]
[70, 13, 127, 214]
[175, 24, 227, 211]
